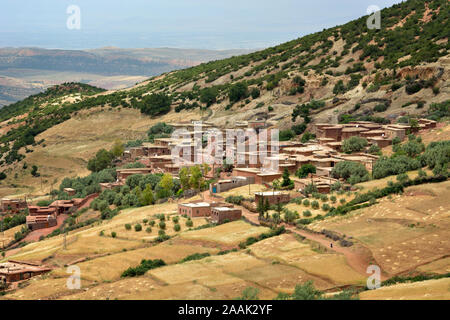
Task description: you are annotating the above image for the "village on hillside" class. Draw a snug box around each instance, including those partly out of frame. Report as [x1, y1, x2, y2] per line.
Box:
[0, 116, 440, 285]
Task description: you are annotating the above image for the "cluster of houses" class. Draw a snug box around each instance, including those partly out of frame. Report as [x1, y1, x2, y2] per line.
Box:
[0, 191, 98, 231]
[315, 119, 436, 150]
[177, 190, 292, 224]
[110, 118, 436, 195]
[178, 201, 243, 224]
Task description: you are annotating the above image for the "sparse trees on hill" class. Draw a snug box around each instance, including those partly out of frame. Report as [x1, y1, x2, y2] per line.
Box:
[229, 82, 248, 103]
[111, 139, 125, 157]
[199, 87, 218, 107]
[331, 161, 369, 184]
[140, 93, 172, 117]
[87, 149, 115, 172]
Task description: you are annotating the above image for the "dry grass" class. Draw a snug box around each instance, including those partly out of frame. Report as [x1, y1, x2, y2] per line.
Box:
[356, 169, 433, 191]
[180, 220, 269, 245]
[310, 180, 450, 275]
[51, 242, 219, 282]
[360, 278, 450, 300]
[0, 224, 25, 247]
[416, 257, 450, 274]
[0, 107, 201, 198]
[218, 184, 267, 198]
[1, 277, 94, 300]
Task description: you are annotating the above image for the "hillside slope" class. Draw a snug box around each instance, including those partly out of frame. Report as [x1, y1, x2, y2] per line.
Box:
[0, 47, 252, 106]
[0, 0, 449, 197]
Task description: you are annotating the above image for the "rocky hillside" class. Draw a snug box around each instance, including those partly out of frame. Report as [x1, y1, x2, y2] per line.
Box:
[0, 0, 448, 196]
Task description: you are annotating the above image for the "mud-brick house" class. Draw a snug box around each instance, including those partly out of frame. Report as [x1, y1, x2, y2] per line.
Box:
[49, 200, 76, 215]
[418, 118, 437, 129]
[63, 188, 76, 196]
[0, 261, 51, 283]
[368, 137, 392, 148]
[384, 124, 410, 141]
[28, 206, 58, 216]
[210, 207, 242, 224]
[0, 198, 27, 213]
[142, 143, 171, 156]
[341, 127, 370, 140]
[26, 214, 57, 230]
[209, 176, 254, 194]
[254, 191, 290, 206]
[232, 168, 282, 185]
[351, 121, 383, 131]
[317, 125, 343, 141]
[178, 201, 233, 218]
[116, 167, 153, 182]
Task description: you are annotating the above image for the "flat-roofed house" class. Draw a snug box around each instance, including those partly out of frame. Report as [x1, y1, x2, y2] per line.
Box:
[368, 137, 392, 148]
[26, 214, 57, 230]
[116, 168, 154, 182]
[384, 124, 410, 141]
[63, 188, 76, 196]
[0, 198, 27, 213]
[341, 127, 370, 140]
[177, 201, 233, 218]
[0, 260, 51, 283]
[418, 118, 437, 129]
[210, 176, 254, 194]
[210, 207, 242, 224]
[317, 126, 343, 141]
[178, 202, 212, 218]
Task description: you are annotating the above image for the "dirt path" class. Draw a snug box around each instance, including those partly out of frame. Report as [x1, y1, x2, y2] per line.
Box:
[201, 190, 388, 281]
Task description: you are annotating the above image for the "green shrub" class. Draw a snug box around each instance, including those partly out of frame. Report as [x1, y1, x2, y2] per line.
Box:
[303, 210, 312, 217]
[134, 224, 142, 232]
[311, 201, 319, 209]
[121, 259, 166, 277]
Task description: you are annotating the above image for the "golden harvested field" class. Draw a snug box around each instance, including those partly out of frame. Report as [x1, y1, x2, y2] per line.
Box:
[356, 169, 433, 191]
[416, 257, 450, 274]
[309, 180, 450, 276]
[50, 242, 219, 282]
[180, 220, 269, 245]
[3, 277, 95, 300]
[360, 278, 450, 300]
[218, 184, 267, 198]
[249, 234, 365, 286]
[0, 224, 24, 248]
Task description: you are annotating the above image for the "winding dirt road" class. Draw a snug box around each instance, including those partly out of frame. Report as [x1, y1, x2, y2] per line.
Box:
[202, 190, 388, 281]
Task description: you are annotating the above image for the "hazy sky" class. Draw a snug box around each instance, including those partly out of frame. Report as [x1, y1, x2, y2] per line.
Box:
[0, 0, 403, 50]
